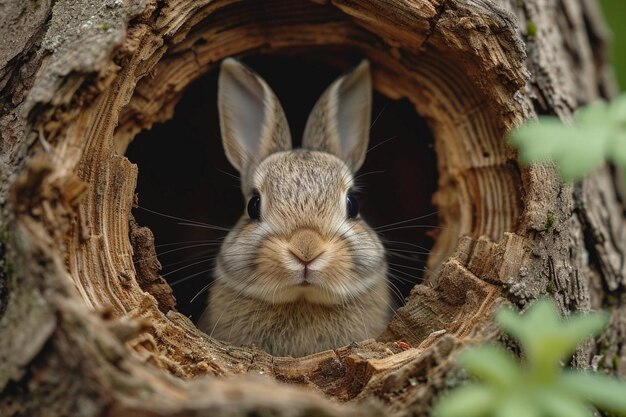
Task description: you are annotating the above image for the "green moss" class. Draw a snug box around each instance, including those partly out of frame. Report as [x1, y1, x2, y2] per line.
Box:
[544, 213, 555, 230]
[99, 22, 110, 30]
[527, 21, 537, 38]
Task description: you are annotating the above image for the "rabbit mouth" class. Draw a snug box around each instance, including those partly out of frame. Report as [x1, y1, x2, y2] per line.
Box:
[291, 271, 318, 287]
[281, 280, 330, 304]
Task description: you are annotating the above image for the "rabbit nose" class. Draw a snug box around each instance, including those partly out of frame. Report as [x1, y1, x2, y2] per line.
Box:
[288, 229, 325, 265]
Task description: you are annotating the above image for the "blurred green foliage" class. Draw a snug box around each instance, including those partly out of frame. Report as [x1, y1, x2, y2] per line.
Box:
[508, 2, 626, 183]
[433, 299, 626, 417]
[600, 0, 626, 90]
[508, 94, 626, 184]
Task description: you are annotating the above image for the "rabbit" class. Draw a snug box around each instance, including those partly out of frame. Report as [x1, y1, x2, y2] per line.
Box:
[197, 58, 391, 357]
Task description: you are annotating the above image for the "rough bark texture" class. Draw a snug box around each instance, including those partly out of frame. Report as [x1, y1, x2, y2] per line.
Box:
[0, 0, 623, 416]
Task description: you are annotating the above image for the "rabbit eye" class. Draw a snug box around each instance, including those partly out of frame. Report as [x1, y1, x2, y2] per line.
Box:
[346, 193, 359, 219]
[247, 192, 261, 220]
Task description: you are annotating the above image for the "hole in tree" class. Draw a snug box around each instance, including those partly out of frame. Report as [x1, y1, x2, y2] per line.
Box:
[126, 55, 438, 321]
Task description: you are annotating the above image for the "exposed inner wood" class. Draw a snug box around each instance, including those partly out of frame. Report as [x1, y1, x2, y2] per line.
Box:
[32, 0, 523, 382]
[37, 0, 526, 383]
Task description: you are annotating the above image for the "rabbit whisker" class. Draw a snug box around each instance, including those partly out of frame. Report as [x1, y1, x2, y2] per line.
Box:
[155, 238, 226, 248]
[137, 205, 227, 229]
[366, 135, 398, 154]
[374, 211, 440, 230]
[177, 222, 231, 231]
[377, 224, 445, 234]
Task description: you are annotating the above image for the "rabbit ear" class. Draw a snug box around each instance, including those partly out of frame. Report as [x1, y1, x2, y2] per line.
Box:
[218, 58, 292, 177]
[302, 60, 372, 172]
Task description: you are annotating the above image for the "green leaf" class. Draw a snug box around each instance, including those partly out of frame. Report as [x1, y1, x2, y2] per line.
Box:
[494, 395, 540, 417]
[608, 129, 626, 168]
[509, 118, 570, 163]
[552, 127, 607, 180]
[531, 311, 608, 373]
[460, 345, 521, 387]
[433, 298, 621, 417]
[433, 385, 495, 417]
[561, 371, 626, 415]
[609, 94, 626, 124]
[557, 311, 609, 350]
[495, 299, 559, 355]
[508, 93, 626, 182]
[496, 300, 608, 371]
[494, 304, 537, 343]
[509, 119, 607, 181]
[534, 389, 593, 417]
[576, 100, 611, 125]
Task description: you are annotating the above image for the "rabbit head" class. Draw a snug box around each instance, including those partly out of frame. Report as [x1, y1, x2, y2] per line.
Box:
[214, 58, 387, 306]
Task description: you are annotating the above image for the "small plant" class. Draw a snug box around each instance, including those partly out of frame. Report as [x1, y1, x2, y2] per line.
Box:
[433, 299, 626, 417]
[508, 93, 626, 183]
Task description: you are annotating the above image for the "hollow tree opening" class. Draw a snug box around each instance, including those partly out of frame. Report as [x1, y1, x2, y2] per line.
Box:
[105, 0, 527, 357]
[126, 55, 438, 320]
[26, 0, 527, 372]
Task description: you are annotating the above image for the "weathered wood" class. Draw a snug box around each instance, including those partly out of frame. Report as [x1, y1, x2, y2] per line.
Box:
[0, 0, 622, 416]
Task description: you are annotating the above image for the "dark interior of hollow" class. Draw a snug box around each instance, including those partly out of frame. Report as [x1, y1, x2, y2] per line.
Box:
[126, 55, 438, 321]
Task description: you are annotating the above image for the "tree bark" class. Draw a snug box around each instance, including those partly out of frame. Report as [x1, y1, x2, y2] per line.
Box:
[0, 0, 623, 416]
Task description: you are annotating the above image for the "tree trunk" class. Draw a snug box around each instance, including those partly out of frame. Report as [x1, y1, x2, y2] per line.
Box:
[0, 0, 623, 416]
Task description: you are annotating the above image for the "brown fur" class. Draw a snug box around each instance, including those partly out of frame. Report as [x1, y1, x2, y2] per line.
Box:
[203, 277, 390, 357]
[198, 59, 391, 357]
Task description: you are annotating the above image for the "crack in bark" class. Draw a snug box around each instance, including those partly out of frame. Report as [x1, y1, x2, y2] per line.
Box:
[421, 0, 447, 48]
